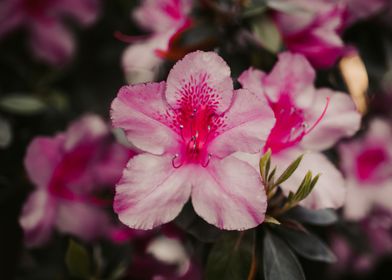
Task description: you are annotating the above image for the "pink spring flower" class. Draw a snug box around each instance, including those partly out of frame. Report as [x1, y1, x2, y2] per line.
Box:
[272, 0, 348, 69]
[238, 52, 361, 209]
[339, 119, 392, 220]
[111, 51, 275, 230]
[20, 115, 134, 247]
[122, 0, 192, 84]
[0, 0, 99, 65]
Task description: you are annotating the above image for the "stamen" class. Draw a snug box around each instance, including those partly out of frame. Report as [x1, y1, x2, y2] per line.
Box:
[305, 96, 330, 135]
[201, 153, 212, 167]
[172, 154, 183, 168]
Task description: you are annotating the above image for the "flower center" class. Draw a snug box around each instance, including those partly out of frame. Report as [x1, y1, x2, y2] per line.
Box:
[356, 147, 388, 182]
[172, 105, 217, 168]
[264, 94, 329, 153]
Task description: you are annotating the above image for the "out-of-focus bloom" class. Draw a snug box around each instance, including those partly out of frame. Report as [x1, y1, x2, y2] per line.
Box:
[122, 0, 192, 83]
[331, 207, 392, 275]
[271, 0, 386, 68]
[339, 119, 392, 220]
[0, 0, 99, 65]
[20, 115, 135, 247]
[239, 52, 361, 209]
[111, 51, 275, 230]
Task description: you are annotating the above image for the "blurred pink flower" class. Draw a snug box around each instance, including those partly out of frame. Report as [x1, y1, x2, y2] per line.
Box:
[238, 52, 361, 209]
[271, 0, 386, 68]
[122, 0, 192, 84]
[0, 0, 99, 65]
[111, 51, 275, 230]
[20, 115, 135, 247]
[339, 119, 392, 220]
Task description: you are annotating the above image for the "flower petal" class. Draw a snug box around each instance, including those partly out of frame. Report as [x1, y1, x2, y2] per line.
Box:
[111, 82, 179, 155]
[53, 0, 99, 26]
[24, 135, 64, 189]
[30, 20, 75, 65]
[191, 156, 267, 230]
[56, 201, 111, 241]
[275, 149, 346, 209]
[166, 51, 233, 113]
[0, 0, 24, 38]
[262, 52, 315, 105]
[114, 154, 192, 230]
[301, 89, 361, 151]
[209, 89, 275, 157]
[238, 68, 266, 95]
[19, 190, 57, 247]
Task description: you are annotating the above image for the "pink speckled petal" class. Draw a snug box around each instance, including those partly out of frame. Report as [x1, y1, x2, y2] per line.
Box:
[19, 190, 57, 247]
[114, 154, 192, 230]
[263, 52, 315, 105]
[24, 135, 64, 189]
[30, 20, 75, 65]
[56, 201, 111, 241]
[238, 68, 266, 95]
[191, 156, 267, 230]
[111, 82, 179, 155]
[209, 89, 275, 157]
[166, 51, 234, 114]
[301, 89, 361, 151]
[275, 149, 346, 209]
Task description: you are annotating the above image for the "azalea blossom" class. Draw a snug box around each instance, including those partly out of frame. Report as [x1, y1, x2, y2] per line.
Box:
[270, 0, 386, 68]
[111, 51, 275, 230]
[238, 52, 361, 209]
[0, 0, 99, 65]
[339, 119, 392, 220]
[122, 0, 192, 83]
[20, 115, 134, 247]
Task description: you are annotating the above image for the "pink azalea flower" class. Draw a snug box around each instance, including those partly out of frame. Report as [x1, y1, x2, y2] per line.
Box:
[111, 51, 275, 230]
[272, 0, 348, 69]
[20, 115, 135, 247]
[122, 0, 192, 83]
[339, 119, 392, 220]
[0, 0, 99, 65]
[238, 52, 361, 209]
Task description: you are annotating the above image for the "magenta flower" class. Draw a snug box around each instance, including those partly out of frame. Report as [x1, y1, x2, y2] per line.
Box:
[111, 51, 275, 230]
[121, 0, 192, 83]
[238, 52, 361, 209]
[339, 119, 392, 220]
[0, 0, 99, 65]
[272, 0, 348, 69]
[20, 115, 134, 247]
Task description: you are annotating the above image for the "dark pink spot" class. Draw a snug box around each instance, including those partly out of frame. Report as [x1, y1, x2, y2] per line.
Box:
[356, 148, 388, 182]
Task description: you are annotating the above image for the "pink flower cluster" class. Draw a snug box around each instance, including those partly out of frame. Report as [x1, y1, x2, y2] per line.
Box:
[110, 50, 361, 230]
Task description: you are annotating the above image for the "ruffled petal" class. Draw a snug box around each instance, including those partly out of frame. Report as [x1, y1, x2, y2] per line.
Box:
[56, 201, 111, 241]
[191, 156, 267, 230]
[53, 0, 99, 26]
[24, 135, 64, 189]
[275, 149, 346, 209]
[301, 89, 361, 151]
[166, 51, 233, 113]
[209, 89, 275, 157]
[29, 20, 75, 65]
[111, 82, 179, 155]
[114, 154, 192, 230]
[19, 190, 57, 247]
[262, 52, 315, 105]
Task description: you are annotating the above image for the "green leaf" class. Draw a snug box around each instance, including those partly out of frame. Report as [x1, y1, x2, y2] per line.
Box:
[65, 240, 92, 279]
[291, 171, 314, 202]
[242, 4, 267, 19]
[0, 116, 12, 148]
[274, 155, 303, 186]
[263, 231, 305, 280]
[251, 16, 282, 53]
[265, 215, 280, 225]
[284, 206, 338, 225]
[205, 231, 256, 280]
[259, 149, 271, 179]
[275, 227, 337, 263]
[0, 94, 46, 115]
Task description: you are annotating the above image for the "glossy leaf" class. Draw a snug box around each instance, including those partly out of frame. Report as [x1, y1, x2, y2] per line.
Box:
[284, 206, 338, 226]
[263, 230, 305, 280]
